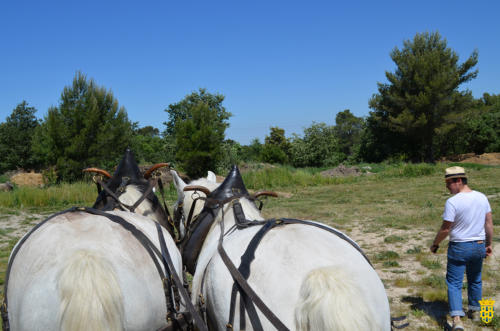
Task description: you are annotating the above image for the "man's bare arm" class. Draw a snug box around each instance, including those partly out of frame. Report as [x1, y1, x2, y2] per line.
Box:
[430, 221, 453, 253]
[485, 212, 493, 257]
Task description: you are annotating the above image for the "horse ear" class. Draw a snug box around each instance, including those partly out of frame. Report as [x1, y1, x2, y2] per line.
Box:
[170, 170, 186, 198]
[206, 171, 217, 183]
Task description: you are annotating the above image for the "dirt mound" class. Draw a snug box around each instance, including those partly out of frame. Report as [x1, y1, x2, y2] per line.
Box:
[440, 153, 476, 162]
[11, 172, 45, 187]
[460, 152, 500, 165]
[441, 152, 500, 165]
[320, 164, 362, 177]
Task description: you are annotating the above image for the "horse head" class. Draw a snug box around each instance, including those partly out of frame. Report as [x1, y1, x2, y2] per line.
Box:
[172, 165, 278, 241]
[171, 169, 218, 240]
[84, 148, 174, 235]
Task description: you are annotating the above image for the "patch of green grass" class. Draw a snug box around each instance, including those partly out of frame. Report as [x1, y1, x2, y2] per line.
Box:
[376, 162, 443, 178]
[0, 228, 15, 236]
[0, 182, 96, 209]
[420, 258, 442, 270]
[383, 260, 400, 267]
[375, 250, 400, 261]
[407, 246, 422, 254]
[420, 274, 446, 288]
[20, 216, 39, 226]
[241, 164, 367, 190]
[384, 235, 405, 243]
[422, 288, 447, 301]
[393, 277, 413, 287]
[0, 236, 20, 290]
[374, 216, 411, 230]
[416, 269, 427, 275]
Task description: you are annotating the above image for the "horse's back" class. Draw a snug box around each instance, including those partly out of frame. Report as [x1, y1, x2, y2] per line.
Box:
[203, 222, 390, 330]
[7, 210, 179, 331]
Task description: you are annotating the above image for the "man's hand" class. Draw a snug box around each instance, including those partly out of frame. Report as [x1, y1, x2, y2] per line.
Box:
[486, 245, 493, 257]
[430, 244, 439, 253]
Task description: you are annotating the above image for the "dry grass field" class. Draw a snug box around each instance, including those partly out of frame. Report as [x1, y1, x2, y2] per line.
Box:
[0, 163, 499, 330]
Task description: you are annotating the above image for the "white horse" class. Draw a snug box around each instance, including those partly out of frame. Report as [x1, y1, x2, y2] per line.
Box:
[3, 152, 184, 331]
[172, 166, 391, 331]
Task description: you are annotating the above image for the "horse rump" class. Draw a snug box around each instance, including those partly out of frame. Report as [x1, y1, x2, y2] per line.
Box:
[57, 249, 124, 331]
[294, 266, 380, 331]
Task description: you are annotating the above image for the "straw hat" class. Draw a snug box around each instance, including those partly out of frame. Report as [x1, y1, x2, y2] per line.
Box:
[445, 166, 467, 180]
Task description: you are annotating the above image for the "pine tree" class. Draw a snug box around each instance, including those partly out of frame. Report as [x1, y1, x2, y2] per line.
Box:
[32, 72, 133, 181]
[0, 101, 39, 172]
[165, 89, 231, 178]
[366, 31, 478, 162]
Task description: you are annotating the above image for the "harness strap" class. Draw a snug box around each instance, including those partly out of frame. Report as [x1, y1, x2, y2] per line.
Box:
[217, 214, 289, 331]
[218, 244, 289, 330]
[228, 219, 278, 331]
[156, 222, 181, 329]
[95, 178, 153, 214]
[156, 223, 208, 331]
[391, 315, 409, 329]
[129, 179, 156, 212]
[97, 178, 134, 211]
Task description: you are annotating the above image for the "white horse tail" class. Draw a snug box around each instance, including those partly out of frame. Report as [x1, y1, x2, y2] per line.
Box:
[57, 250, 124, 331]
[294, 266, 378, 331]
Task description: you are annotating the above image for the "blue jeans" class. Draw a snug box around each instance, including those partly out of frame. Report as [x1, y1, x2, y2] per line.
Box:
[446, 241, 486, 317]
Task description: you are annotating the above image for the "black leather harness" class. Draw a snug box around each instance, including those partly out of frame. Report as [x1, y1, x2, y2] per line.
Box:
[1, 207, 207, 331]
[176, 165, 408, 330]
[93, 176, 176, 239]
[176, 191, 374, 330]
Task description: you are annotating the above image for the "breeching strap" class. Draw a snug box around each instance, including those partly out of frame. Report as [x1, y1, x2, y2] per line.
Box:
[227, 219, 281, 331]
[156, 222, 208, 331]
[217, 208, 289, 331]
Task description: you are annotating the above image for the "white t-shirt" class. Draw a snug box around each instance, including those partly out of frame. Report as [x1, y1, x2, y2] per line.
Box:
[442, 190, 491, 242]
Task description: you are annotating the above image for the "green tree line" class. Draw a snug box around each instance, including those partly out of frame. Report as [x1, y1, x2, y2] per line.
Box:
[1, 32, 499, 181]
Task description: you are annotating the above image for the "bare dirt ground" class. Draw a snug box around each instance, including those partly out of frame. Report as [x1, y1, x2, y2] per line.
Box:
[347, 220, 499, 330]
[0, 212, 48, 248]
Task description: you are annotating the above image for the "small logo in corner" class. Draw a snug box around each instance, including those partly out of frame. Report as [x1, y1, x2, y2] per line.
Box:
[479, 299, 495, 324]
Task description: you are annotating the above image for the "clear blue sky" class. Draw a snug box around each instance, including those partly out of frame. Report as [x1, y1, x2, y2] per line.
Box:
[1, 1, 499, 145]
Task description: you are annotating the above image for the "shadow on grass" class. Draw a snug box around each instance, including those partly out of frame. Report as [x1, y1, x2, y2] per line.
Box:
[402, 296, 451, 330]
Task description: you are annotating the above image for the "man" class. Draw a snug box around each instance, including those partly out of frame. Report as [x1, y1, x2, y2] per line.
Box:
[430, 166, 493, 331]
